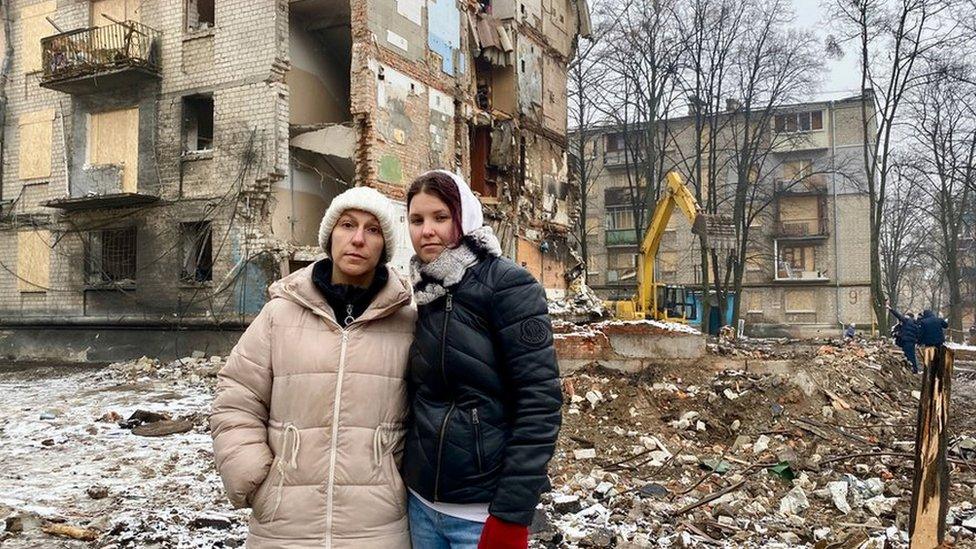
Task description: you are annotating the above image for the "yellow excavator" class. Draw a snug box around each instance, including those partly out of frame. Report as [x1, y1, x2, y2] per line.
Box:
[608, 171, 734, 322]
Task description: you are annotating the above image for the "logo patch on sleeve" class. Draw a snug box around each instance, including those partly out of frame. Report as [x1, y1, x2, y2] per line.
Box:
[520, 318, 550, 346]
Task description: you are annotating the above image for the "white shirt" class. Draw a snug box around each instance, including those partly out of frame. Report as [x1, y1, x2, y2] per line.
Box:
[409, 488, 491, 523]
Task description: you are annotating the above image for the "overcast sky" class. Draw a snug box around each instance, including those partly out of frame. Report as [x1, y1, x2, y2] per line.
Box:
[791, 0, 862, 99]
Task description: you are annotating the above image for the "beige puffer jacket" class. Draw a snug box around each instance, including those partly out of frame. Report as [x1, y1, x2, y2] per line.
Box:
[210, 263, 416, 549]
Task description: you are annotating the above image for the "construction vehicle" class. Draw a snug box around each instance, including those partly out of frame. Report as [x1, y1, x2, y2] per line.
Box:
[607, 171, 735, 322]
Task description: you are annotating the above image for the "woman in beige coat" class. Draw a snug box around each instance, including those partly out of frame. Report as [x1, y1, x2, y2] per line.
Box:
[210, 187, 416, 549]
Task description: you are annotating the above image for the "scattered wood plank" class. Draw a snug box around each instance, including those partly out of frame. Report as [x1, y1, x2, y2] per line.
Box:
[42, 523, 99, 541]
[909, 345, 953, 548]
[670, 480, 746, 518]
[132, 419, 194, 437]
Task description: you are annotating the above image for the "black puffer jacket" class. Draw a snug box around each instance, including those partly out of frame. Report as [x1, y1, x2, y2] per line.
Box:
[918, 310, 948, 346]
[402, 255, 562, 526]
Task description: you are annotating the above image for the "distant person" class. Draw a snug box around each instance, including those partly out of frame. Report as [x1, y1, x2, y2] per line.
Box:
[887, 302, 919, 374]
[968, 323, 976, 345]
[917, 309, 949, 347]
[843, 323, 856, 341]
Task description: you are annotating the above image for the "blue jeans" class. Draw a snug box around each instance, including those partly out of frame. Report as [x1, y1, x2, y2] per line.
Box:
[408, 492, 485, 549]
[902, 343, 919, 373]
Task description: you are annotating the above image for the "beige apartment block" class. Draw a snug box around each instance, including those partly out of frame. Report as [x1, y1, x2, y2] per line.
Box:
[574, 94, 875, 338]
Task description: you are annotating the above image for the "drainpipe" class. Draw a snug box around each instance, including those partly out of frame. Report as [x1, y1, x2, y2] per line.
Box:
[0, 1, 13, 210]
[830, 100, 842, 334]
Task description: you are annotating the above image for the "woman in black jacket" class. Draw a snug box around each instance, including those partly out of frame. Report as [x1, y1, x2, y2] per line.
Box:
[402, 170, 562, 549]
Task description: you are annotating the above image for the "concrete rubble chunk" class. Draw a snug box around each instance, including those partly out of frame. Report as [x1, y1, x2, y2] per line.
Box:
[573, 448, 596, 460]
[779, 486, 809, 515]
[753, 434, 770, 454]
[826, 481, 851, 514]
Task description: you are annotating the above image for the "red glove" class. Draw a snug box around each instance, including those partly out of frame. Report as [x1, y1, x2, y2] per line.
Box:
[478, 515, 528, 549]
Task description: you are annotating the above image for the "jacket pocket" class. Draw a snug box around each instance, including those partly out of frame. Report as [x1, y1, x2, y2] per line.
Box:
[250, 457, 281, 524]
[252, 423, 300, 524]
[375, 422, 408, 515]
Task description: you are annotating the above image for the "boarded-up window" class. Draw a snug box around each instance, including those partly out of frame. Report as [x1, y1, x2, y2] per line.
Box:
[783, 160, 813, 180]
[91, 0, 140, 26]
[745, 250, 763, 272]
[17, 230, 50, 292]
[89, 107, 140, 193]
[86, 227, 137, 285]
[743, 291, 763, 313]
[21, 1, 56, 73]
[19, 110, 55, 180]
[779, 196, 819, 221]
[784, 289, 815, 313]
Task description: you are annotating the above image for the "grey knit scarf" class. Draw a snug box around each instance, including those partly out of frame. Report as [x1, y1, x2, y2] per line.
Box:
[410, 226, 502, 305]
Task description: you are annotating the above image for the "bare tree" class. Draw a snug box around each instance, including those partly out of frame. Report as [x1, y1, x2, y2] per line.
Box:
[593, 0, 685, 244]
[828, 0, 959, 332]
[568, 30, 607, 279]
[880, 157, 928, 313]
[698, 0, 823, 325]
[909, 63, 976, 338]
[670, 0, 745, 327]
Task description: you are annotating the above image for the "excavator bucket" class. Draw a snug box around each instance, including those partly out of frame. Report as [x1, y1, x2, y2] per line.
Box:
[692, 213, 736, 252]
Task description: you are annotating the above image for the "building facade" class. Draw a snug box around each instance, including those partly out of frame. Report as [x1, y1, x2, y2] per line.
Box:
[0, 0, 588, 360]
[577, 94, 875, 338]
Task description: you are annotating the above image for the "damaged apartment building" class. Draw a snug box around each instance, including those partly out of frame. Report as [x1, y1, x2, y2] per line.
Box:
[577, 94, 875, 338]
[0, 0, 590, 360]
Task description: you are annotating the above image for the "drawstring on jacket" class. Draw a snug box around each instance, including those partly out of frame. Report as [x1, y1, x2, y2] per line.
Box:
[372, 423, 406, 467]
[270, 424, 301, 521]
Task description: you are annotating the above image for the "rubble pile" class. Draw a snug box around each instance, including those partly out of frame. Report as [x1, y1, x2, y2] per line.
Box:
[537, 340, 976, 548]
[0, 358, 245, 549]
[5, 340, 976, 547]
[102, 353, 224, 388]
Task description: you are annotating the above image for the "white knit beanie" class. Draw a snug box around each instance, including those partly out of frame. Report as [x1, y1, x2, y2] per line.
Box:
[318, 186, 397, 261]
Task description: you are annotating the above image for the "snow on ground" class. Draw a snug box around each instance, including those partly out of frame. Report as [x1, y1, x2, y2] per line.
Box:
[0, 362, 247, 548]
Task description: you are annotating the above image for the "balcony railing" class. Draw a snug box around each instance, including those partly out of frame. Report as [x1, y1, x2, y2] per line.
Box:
[603, 149, 637, 168]
[40, 21, 161, 94]
[605, 228, 639, 246]
[773, 218, 829, 239]
[775, 260, 828, 281]
[774, 177, 828, 195]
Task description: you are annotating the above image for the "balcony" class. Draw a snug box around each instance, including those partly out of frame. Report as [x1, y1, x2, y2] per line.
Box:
[773, 217, 829, 240]
[42, 165, 158, 212]
[603, 149, 635, 168]
[605, 229, 639, 247]
[775, 264, 829, 282]
[40, 21, 161, 95]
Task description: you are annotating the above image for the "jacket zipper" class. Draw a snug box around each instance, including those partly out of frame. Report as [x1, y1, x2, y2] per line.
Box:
[324, 330, 349, 549]
[472, 408, 483, 473]
[434, 293, 454, 500]
[438, 294, 453, 388]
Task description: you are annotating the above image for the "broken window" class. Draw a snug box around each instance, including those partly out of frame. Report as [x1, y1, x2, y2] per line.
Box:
[186, 0, 215, 32]
[182, 94, 214, 152]
[606, 133, 626, 152]
[180, 222, 212, 283]
[470, 127, 499, 197]
[86, 227, 137, 285]
[774, 110, 824, 133]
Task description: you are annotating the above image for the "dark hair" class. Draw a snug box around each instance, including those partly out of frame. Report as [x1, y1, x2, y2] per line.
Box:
[407, 171, 463, 246]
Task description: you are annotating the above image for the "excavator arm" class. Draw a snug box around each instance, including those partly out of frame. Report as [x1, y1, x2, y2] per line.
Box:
[635, 172, 704, 318]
